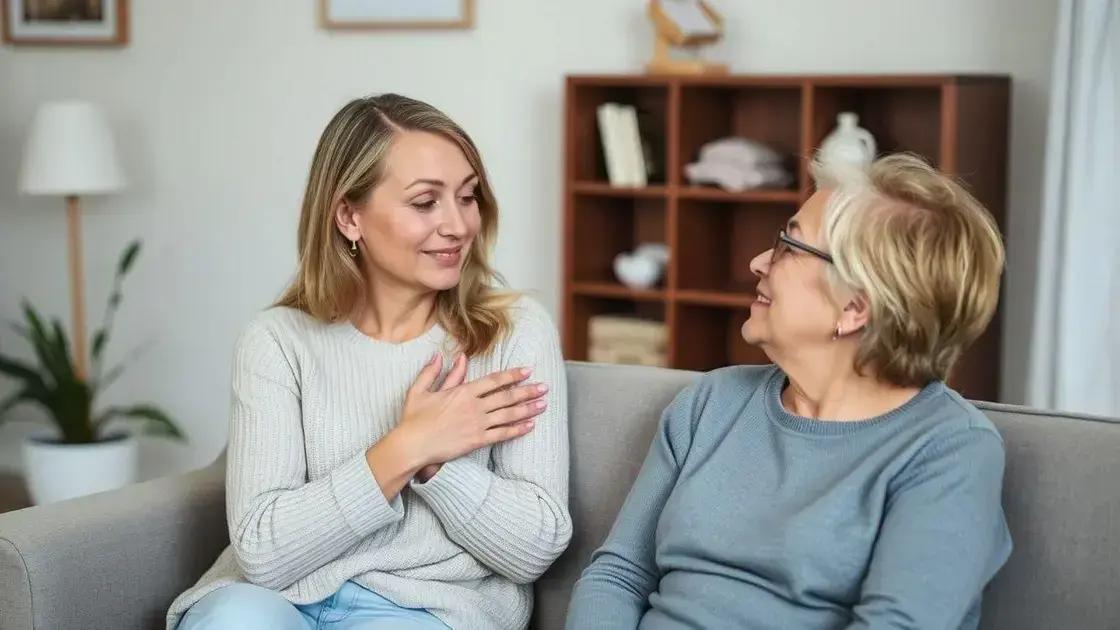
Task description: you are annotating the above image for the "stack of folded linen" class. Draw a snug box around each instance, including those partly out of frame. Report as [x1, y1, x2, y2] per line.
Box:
[587, 315, 668, 368]
[684, 137, 794, 192]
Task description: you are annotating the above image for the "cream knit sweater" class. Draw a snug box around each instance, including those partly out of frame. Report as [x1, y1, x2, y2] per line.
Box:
[166, 297, 571, 629]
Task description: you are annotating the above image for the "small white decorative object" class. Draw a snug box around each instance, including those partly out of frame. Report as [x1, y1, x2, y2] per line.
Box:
[614, 241, 669, 289]
[820, 112, 877, 167]
[614, 254, 661, 289]
[633, 242, 670, 266]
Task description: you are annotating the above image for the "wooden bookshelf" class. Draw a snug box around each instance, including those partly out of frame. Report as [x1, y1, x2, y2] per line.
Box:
[562, 74, 1010, 401]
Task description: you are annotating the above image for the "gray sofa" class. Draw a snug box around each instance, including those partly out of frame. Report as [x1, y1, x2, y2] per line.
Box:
[2, 362, 1119, 629]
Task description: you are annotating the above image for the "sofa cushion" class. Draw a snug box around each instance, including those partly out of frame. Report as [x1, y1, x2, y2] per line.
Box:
[976, 402, 1120, 630]
[532, 362, 697, 630]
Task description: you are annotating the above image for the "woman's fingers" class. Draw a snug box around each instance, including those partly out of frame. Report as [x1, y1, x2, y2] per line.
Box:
[484, 398, 547, 428]
[485, 418, 537, 444]
[439, 353, 468, 391]
[409, 353, 443, 394]
[481, 381, 548, 412]
[467, 367, 532, 398]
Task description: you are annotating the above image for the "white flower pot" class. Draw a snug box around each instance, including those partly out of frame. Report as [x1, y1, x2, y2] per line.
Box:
[22, 432, 138, 505]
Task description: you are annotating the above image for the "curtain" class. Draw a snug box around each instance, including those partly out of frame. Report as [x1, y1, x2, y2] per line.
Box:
[1028, 0, 1120, 414]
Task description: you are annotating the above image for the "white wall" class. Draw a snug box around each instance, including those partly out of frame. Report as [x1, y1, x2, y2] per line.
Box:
[0, 0, 1058, 479]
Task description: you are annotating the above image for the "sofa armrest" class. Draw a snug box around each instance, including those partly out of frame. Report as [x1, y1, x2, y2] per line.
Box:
[0, 457, 227, 630]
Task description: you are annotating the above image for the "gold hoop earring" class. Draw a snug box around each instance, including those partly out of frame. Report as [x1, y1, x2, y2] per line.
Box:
[349, 239, 358, 258]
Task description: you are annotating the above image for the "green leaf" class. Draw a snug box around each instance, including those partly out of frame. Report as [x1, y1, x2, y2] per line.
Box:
[92, 240, 143, 384]
[50, 319, 75, 371]
[118, 241, 141, 276]
[91, 329, 108, 363]
[0, 357, 84, 440]
[0, 351, 52, 419]
[95, 361, 126, 394]
[21, 302, 75, 385]
[52, 380, 94, 443]
[0, 352, 47, 388]
[21, 302, 49, 341]
[92, 338, 153, 395]
[97, 404, 185, 441]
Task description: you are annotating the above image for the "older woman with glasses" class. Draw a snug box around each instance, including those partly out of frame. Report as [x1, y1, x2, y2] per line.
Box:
[566, 153, 1012, 630]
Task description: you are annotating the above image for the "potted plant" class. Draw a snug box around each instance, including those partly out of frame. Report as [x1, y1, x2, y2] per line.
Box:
[0, 240, 184, 505]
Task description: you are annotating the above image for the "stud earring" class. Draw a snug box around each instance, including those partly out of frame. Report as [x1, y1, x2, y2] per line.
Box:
[832, 322, 844, 340]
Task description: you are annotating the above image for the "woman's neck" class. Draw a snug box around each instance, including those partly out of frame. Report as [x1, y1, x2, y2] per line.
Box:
[352, 278, 439, 343]
[778, 346, 922, 421]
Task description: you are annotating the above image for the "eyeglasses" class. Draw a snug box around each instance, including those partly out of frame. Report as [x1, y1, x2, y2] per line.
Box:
[771, 228, 834, 265]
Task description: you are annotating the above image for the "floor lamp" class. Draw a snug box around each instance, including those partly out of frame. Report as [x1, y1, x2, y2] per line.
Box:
[19, 101, 126, 381]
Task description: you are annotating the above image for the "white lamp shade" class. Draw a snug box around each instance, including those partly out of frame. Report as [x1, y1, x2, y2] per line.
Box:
[20, 101, 126, 196]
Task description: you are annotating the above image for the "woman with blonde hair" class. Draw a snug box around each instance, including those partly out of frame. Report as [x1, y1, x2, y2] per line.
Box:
[567, 153, 1013, 629]
[168, 94, 571, 630]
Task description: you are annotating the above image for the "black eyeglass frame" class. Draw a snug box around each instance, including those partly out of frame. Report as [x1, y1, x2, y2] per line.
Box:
[772, 228, 834, 264]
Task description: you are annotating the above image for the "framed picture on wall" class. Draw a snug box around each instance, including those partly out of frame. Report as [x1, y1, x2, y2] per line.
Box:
[1, 0, 128, 46]
[320, 0, 474, 30]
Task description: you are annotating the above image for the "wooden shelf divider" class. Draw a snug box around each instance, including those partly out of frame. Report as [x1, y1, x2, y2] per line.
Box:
[675, 289, 756, 308]
[571, 282, 667, 302]
[676, 186, 802, 203]
[572, 182, 669, 198]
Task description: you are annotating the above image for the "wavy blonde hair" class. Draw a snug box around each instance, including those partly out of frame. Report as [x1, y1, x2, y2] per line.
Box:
[276, 94, 517, 356]
[813, 152, 1005, 387]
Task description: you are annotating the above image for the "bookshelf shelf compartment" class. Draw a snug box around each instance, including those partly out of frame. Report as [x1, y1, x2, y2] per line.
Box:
[678, 85, 803, 189]
[567, 295, 666, 363]
[674, 304, 769, 372]
[571, 196, 666, 285]
[568, 80, 668, 185]
[810, 86, 943, 168]
[677, 200, 789, 294]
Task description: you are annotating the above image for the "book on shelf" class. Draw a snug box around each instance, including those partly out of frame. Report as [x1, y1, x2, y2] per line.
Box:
[596, 102, 654, 187]
[596, 103, 626, 186]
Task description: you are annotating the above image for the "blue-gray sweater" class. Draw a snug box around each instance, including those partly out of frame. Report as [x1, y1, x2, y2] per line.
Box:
[566, 365, 1012, 629]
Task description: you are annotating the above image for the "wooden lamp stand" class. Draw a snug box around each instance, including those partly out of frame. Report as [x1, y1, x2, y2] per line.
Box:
[65, 196, 89, 380]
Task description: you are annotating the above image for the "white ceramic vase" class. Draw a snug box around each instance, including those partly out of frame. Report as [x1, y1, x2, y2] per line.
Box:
[22, 432, 138, 505]
[820, 112, 877, 166]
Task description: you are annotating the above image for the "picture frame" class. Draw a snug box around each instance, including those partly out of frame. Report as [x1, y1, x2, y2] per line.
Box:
[2, 0, 128, 46]
[320, 0, 474, 30]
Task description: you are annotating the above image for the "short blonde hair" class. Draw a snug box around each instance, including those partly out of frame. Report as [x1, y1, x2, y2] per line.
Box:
[812, 152, 1005, 387]
[275, 94, 517, 357]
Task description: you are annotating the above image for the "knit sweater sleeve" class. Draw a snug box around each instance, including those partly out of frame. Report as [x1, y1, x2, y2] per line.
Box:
[225, 319, 405, 590]
[846, 427, 1013, 629]
[564, 380, 701, 629]
[409, 299, 573, 584]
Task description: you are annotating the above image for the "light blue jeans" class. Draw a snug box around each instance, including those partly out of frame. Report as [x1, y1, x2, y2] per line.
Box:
[177, 581, 451, 630]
